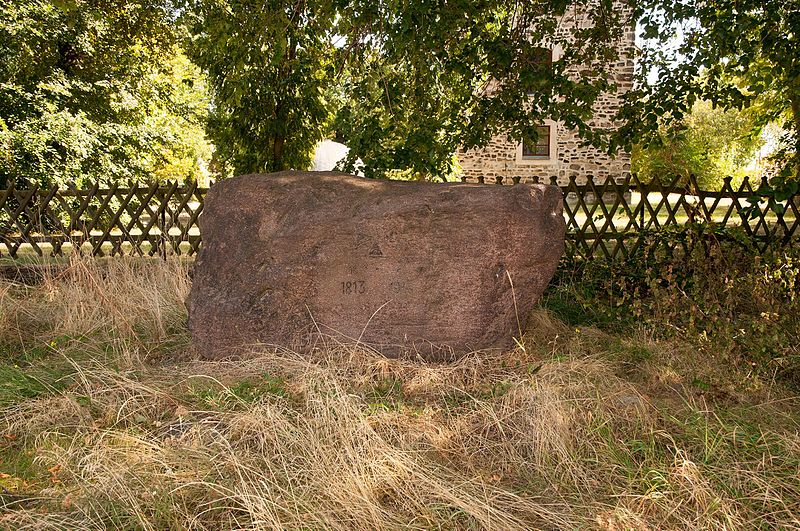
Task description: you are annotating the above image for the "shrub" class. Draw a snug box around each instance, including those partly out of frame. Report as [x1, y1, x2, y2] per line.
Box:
[546, 228, 800, 386]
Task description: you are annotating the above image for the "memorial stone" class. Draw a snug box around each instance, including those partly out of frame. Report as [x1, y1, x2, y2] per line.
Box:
[187, 171, 565, 360]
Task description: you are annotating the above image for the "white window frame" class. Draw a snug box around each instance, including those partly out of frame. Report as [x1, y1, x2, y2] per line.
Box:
[516, 119, 558, 166]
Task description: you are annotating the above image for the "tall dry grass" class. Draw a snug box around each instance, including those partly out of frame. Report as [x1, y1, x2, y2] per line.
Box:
[0, 256, 191, 365]
[0, 257, 798, 530]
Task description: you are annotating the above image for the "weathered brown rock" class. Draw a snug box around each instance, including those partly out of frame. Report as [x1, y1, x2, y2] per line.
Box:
[187, 171, 565, 360]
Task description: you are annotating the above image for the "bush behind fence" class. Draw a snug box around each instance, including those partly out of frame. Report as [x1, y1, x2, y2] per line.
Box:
[0, 174, 798, 261]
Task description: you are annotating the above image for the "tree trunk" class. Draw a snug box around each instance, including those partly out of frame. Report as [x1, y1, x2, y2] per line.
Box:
[790, 90, 800, 180]
[272, 135, 286, 171]
[269, 5, 299, 173]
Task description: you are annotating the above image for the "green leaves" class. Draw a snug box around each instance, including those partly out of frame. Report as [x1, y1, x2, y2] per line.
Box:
[632, 100, 766, 189]
[187, 0, 336, 175]
[744, 175, 799, 220]
[3, 0, 638, 183]
[326, 0, 631, 179]
[622, 0, 800, 181]
[187, 0, 633, 179]
[0, 0, 211, 187]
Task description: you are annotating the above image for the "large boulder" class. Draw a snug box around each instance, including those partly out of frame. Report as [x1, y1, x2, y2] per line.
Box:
[187, 171, 565, 360]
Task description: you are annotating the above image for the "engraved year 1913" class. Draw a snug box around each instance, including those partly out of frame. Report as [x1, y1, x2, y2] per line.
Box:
[341, 280, 366, 295]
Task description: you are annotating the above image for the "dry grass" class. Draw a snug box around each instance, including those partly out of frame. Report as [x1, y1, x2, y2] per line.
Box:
[0, 257, 799, 530]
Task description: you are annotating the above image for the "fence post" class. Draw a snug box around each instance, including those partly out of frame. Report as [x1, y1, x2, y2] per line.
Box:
[160, 187, 167, 261]
[638, 174, 645, 230]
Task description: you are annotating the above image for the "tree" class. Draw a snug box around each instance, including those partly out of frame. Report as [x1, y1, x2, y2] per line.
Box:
[333, 0, 633, 180]
[0, 0, 210, 188]
[621, 0, 800, 183]
[632, 100, 765, 189]
[189, 0, 634, 179]
[186, 0, 337, 176]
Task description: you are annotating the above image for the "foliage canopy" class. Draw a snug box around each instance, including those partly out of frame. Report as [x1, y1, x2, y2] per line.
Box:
[186, 0, 336, 175]
[624, 0, 800, 183]
[189, 0, 633, 179]
[5, 0, 800, 185]
[632, 101, 765, 189]
[0, 0, 210, 187]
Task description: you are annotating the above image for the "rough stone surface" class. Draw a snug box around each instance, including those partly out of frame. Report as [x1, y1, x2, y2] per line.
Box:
[187, 171, 565, 360]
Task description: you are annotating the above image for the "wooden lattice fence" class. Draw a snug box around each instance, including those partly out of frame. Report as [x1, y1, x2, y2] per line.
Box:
[0, 181, 204, 259]
[0, 174, 798, 261]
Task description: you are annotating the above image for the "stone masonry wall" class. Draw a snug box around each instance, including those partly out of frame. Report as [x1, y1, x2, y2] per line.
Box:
[458, 1, 635, 186]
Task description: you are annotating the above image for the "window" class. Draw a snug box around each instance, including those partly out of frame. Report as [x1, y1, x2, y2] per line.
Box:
[524, 47, 553, 96]
[516, 120, 557, 165]
[522, 126, 551, 159]
[529, 47, 553, 68]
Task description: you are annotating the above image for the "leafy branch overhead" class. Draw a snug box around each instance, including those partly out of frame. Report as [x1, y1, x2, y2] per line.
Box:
[188, 0, 634, 179]
[4, 0, 798, 184]
[186, 0, 337, 175]
[625, 0, 800, 182]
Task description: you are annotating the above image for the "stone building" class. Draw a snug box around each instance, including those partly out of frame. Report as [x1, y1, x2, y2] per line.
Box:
[457, 4, 635, 185]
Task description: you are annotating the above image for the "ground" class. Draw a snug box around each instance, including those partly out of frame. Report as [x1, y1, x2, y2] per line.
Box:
[0, 254, 798, 530]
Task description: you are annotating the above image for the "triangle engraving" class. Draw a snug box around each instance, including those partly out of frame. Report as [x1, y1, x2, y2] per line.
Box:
[369, 243, 384, 257]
